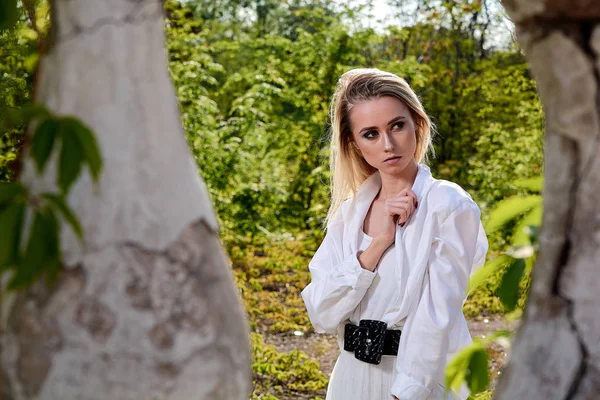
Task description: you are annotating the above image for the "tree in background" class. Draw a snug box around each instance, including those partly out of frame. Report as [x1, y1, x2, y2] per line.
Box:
[168, 0, 544, 242]
[1, 0, 250, 398]
[494, 0, 600, 398]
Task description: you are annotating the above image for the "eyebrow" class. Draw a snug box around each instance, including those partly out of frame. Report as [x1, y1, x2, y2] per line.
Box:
[358, 116, 407, 134]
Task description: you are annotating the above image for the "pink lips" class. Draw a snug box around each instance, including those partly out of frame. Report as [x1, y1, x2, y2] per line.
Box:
[384, 156, 401, 165]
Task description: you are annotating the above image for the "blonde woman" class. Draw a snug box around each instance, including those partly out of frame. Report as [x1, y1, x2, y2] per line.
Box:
[301, 68, 488, 400]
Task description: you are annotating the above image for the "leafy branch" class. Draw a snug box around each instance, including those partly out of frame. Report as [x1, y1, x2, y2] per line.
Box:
[0, 104, 102, 290]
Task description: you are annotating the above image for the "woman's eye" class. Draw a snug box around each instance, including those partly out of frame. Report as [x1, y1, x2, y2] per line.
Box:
[392, 121, 405, 130]
[363, 131, 378, 139]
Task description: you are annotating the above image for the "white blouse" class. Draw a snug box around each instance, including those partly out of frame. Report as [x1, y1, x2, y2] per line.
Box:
[301, 164, 488, 400]
[353, 230, 401, 326]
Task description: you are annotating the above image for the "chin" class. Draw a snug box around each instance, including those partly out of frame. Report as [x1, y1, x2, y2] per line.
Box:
[379, 160, 413, 174]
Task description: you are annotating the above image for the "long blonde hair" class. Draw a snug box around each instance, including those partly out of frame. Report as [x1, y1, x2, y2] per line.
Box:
[324, 68, 435, 228]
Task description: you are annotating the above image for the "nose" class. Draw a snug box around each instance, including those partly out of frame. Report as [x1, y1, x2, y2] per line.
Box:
[383, 131, 395, 152]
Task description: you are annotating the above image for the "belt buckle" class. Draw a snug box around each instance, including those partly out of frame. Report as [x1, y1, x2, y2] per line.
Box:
[354, 319, 387, 365]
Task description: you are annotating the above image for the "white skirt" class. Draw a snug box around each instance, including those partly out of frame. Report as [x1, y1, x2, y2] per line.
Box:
[326, 351, 463, 400]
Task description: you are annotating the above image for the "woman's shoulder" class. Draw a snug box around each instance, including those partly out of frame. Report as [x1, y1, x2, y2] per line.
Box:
[425, 178, 480, 222]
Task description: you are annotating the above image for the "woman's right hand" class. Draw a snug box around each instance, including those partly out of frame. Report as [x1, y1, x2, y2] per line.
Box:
[378, 188, 418, 247]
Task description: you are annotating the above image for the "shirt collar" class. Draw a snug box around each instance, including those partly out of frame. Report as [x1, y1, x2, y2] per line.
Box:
[343, 164, 435, 254]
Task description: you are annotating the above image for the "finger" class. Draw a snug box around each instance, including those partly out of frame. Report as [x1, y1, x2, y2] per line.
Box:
[387, 203, 412, 215]
[386, 205, 409, 222]
[396, 213, 407, 225]
[387, 202, 413, 217]
[404, 189, 418, 207]
[407, 199, 415, 215]
[386, 197, 411, 206]
[398, 209, 410, 225]
[390, 190, 418, 207]
[384, 206, 397, 218]
[391, 189, 411, 200]
[393, 189, 417, 206]
[394, 204, 416, 225]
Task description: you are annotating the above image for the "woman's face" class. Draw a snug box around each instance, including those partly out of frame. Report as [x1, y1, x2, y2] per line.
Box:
[349, 96, 417, 173]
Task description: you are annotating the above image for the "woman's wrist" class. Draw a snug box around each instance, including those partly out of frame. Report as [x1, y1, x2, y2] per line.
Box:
[358, 236, 390, 272]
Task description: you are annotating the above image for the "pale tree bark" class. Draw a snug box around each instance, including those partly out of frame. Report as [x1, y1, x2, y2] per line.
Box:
[0, 0, 251, 399]
[495, 1, 600, 399]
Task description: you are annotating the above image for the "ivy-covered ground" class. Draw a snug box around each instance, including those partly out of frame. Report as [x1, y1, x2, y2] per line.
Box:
[225, 233, 516, 400]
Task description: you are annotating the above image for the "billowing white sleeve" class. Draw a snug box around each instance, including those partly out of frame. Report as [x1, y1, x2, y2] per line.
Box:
[301, 224, 376, 334]
[391, 200, 488, 400]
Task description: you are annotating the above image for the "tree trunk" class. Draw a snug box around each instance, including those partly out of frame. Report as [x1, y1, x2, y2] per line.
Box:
[0, 1, 251, 399]
[495, 1, 600, 399]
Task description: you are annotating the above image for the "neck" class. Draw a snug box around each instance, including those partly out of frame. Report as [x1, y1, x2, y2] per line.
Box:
[377, 161, 419, 200]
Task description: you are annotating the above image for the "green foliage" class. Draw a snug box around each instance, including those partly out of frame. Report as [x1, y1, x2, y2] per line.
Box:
[446, 341, 479, 394]
[64, 118, 102, 181]
[497, 258, 525, 311]
[467, 254, 511, 294]
[11, 207, 61, 289]
[1, 104, 102, 289]
[31, 117, 57, 172]
[41, 193, 83, 241]
[251, 332, 328, 397]
[0, 2, 47, 182]
[0, 0, 18, 31]
[466, 348, 490, 394]
[161, 0, 544, 246]
[0, 195, 26, 267]
[513, 176, 544, 192]
[484, 195, 542, 234]
[446, 330, 510, 396]
[466, 61, 544, 206]
[227, 232, 322, 334]
[169, 4, 350, 236]
[0, 181, 27, 205]
[470, 391, 493, 400]
[55, 117, 102, 193]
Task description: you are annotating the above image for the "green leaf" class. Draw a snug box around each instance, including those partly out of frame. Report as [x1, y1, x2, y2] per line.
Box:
[445, 342, 479, 393]
[41, 192, 84, 241]
[484, 195, 542, 234]
[31, 118, 59, 173]
[498, 258, 526, 312]
[61, 117, 103, 182]
[0, 0, 18, 31]
[512, 205, 543, 247]
[57, 123, 84, 194]
[0, 202, 26, 269]
[513, 176, 543, 193]
[44, 257, 63, 287]
[4, 104, 51, 128]
[465, 348, 490, 394]
[0, 182, 28, 208]
[8, 209, 60, 290]
[24, 53, 39, 73]
[468, 254, 512, 293]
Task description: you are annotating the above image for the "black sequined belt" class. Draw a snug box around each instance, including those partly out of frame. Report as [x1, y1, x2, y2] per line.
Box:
[343, 320, 401, 365]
